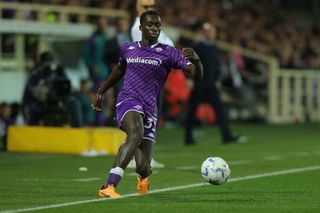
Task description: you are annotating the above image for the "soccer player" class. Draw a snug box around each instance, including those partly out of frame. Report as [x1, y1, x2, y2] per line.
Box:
[92, 10, 203, 198]
[129, 0, 174, 169]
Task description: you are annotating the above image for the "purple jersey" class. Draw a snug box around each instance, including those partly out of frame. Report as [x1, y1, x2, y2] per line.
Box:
[117, 41, 191, 116]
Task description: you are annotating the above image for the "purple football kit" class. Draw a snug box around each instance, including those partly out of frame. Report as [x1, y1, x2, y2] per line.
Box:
[116, 41, 191, 142]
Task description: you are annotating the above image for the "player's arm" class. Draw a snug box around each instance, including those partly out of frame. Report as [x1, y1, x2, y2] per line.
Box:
[182, 47, 203, 80]
[91, 64, 126, 112]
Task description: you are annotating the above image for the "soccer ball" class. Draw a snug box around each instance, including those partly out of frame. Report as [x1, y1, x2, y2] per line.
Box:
[201, 157, 231, 185]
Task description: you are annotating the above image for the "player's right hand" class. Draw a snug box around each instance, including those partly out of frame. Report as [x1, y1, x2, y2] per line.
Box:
[91, 94, 103, 112]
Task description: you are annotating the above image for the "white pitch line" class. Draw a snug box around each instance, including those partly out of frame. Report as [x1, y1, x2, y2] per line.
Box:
[229, 160, 252, 165]
[294, 152, 310, 157]
[1, 165, 320, 213]
[176, 166, 197, 170]
[313, 150, 320, 155]
[72, 178, 102, 182]
[19, 178, 103, 183]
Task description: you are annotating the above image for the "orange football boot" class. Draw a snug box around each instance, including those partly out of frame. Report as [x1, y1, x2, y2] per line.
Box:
[98, 185, 121, 198]
[137, 177, 149, 195]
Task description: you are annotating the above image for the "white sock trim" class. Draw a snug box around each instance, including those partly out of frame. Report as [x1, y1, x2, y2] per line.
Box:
[110, 167, 124, 177]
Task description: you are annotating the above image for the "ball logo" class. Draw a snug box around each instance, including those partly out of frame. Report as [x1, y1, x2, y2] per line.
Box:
[126, 57, 162, 66]
[134, 105, 142, 110]
[155, 47, 163, 52]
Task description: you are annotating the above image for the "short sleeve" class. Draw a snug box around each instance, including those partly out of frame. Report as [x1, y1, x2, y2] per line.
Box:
[118, 44, 127, 65]
[169, 47, 191, 70]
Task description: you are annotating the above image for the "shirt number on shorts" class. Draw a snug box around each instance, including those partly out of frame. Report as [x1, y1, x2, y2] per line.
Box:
[144, 117, 156, 129]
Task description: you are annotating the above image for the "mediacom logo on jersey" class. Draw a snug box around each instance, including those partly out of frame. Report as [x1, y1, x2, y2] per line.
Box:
[126, 57, 162, 66]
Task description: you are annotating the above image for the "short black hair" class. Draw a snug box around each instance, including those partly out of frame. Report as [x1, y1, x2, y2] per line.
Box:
[140, 10, 161, 25]
[39, 51, 53, 63]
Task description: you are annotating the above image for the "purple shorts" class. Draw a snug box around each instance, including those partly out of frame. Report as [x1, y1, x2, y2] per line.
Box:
[115, 98, 157, 143]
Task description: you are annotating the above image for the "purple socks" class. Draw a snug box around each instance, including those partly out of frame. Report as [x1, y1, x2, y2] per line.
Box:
[103, 167, 124, 188]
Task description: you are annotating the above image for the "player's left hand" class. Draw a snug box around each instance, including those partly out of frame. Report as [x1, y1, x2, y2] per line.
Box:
[91, 93, 103, 112]
[182, 47, 200, 62]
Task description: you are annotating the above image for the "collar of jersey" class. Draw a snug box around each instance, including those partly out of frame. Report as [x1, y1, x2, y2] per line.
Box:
[137, 41, 159, 48]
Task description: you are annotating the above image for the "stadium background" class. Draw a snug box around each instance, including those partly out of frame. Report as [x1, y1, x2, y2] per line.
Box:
[0, 1, 320, 212]
[1, 0, 320, 127]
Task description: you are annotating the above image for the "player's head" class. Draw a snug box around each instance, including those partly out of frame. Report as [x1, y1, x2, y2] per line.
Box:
[39, 51, 53, 64]
[95, 16, 107, 32]
[116, 16, 129, 33]
[139, 10, 161, 44]
[136, 0, 156, 16]
[201, 22, 217, 41]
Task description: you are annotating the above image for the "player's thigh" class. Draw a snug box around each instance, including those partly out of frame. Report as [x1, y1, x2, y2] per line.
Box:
[122, 111, 144, 136]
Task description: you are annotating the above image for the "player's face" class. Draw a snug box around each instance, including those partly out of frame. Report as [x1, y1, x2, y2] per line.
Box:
[140, 14, 161, 44]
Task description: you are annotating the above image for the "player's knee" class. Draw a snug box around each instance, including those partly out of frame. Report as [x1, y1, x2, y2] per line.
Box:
[127, 125, 143, 145]
[136, 163, 152, 179]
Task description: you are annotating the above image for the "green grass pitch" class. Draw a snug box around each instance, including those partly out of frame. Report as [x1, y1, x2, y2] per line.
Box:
[0, 123, 319, 213]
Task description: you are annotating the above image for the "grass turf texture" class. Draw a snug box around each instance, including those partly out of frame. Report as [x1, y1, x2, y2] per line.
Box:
[0, 123, 319, 213]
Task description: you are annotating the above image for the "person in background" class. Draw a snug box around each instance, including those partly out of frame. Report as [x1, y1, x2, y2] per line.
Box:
[92, 10, 203, 198]
[10, 103, 24, 125]
[0, 103, 14, 151]
[75, 79, 95, 126]
[83, 16, 110, 87]
[83, 16, 110, 126]
[184, 22, 247, 145]
[22, 52, 83, 127]
[105, 17, 132, 70]
[128, 0, 174, 169]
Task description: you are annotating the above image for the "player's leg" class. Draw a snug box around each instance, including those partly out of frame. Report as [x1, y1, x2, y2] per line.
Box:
[113, 111, 144, 168]
[135, 138, 154, 194]
[135, 111, 157, 194]
[99, 111, 144, 198]
[149, 90, 165, 168]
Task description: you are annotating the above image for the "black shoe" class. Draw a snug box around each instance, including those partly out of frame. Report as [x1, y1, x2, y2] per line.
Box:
[185, 138, 196, 145]
[223, 135, 248, 144]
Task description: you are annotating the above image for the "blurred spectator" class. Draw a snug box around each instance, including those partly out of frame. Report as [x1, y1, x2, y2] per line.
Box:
[66, 0, 85, 23]
[0, 103, 14, 151]
[184, 22, 246, 145]
[10, 102, 24, 125]
[4, 0, 320, 69]
[163, 69, 191, 124]
[302, 48, 319, 69]
[83, 16, 110, 87]
[22, 51, 83, 127]
[219, 50, 259, 118]
[1, 0, 17, 19]
[75, 79, 95, 126]
[83, 16, 110, 126]
[104, 17, 131, 70]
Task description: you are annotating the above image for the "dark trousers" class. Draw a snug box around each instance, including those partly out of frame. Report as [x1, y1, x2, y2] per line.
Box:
[1, 135, 7, 151]
[185, 83, 233, 144]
